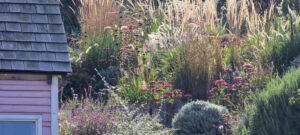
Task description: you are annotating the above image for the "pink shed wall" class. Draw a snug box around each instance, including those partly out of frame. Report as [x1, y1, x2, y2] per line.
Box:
[0, 78, 52, 135]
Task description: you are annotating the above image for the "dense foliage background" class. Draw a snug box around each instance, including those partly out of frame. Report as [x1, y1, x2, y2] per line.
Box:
[58, 0, 300, 134]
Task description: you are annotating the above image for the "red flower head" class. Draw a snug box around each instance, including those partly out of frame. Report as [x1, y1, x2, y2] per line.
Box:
[223, 98, 228, 101]
[163, 82, 172, 88]
[234, 77, 243, 82]
[140, 88, 148, 92]
[157, 80, 165, 84]
[224, 68, 233, 72]
[243, 63, 253, 71]
[175, 89, 183, 93]
[222, 83, 231, 87]
[148, 81, 156, 85]
[155, 88, 163, 92]
[175, 94, 183, 98]
[165, 91, 174, 95]
[240, 82, 249, 86]
[214, 80, 225, 85]
[237, 90, 241, 96]
[223, 41, 229, 45]
[225, 93, 232, 96]
[154, 98, 160, 102]
[184, 94, 192, 98]
[88, 85, 93, 89]
[208, 94, 216, 99]
[149, 84, 155, 88]
[162, 95, 169, 99]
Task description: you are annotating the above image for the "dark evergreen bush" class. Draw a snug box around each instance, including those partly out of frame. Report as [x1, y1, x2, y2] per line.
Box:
[240, 68, 300, 135]
[172, 100, 229, 135]
[61, 33, 122, 101]
[60, 0, 81, 34]
[281, 0, 300, 15]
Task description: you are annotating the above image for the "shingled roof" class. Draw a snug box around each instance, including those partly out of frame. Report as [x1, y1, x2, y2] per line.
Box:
[0, 0, 72, 73]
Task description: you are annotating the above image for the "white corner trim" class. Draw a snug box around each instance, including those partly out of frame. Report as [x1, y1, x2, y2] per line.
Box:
[51, 75, 59, 135]
[0, 115, 42, 135]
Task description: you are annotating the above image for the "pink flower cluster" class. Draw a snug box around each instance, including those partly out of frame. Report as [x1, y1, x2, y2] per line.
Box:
[208, 64, 253, 110]
[59, 98, 116, 134]
[140, 80, 192, 103]
[243, 63, 253, 72]
[209, 78, 250, 100]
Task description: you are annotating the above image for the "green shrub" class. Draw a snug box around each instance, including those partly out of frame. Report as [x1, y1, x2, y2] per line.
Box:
[62, 33, 121, 100]
[254, 17, 300, 73]
[172, 100, 229, 135]
[119, 51, 159, 104]
[239, 68, 300, 135]
[60, 0, 80, 34]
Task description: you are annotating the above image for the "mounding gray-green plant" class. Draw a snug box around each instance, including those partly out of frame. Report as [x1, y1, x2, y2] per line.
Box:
[238, 68, 300, 135]
[172, 100, 229, 135]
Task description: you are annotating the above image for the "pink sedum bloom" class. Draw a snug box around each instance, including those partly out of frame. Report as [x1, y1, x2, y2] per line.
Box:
[240, 82, 249, 86]
[234, 77, 242, 82]
[225, 93, 232, 96]
[155, 88, 163, 92]
[214, 80, 225, 85]
[163, 82, 172, 88]
[184, 94, 192, 98]
[222, 83, 231, 86]
[140, 88, 148, 92]
[162, 95, 169, 99]
[175, 89, 183, 93]
[165, 91, 174, 95]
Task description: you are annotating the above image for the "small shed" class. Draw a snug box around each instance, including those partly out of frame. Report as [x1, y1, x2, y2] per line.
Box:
[0, 0, 72, 135]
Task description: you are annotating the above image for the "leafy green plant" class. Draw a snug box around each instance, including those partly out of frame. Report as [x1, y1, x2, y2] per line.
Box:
[119, 73, 151, 104]
[288, 89, 300, 108]
[239, 68, 300, 135]
[250, 17, 300, 73]
[62, 33, 121, 100]
[172, 100, 230, 135]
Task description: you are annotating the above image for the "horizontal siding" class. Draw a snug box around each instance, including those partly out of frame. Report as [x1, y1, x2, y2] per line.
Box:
[0, 105, 51, 113]
[0, 90, 51, 98]
[0, 80, 48, 86]
[43, 121, 51, 127]
[0, 85, 50, 91]
[0, 112, 51, 122]
[0, 79, 51, 135]
[43, 127, 51, 135]
[0, 97, 50, 105]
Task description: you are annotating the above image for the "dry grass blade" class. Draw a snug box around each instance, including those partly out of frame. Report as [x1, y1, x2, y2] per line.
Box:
[79, 0, 122, 35]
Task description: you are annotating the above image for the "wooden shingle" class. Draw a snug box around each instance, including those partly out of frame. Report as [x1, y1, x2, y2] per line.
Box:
[0, 0, 71, 73]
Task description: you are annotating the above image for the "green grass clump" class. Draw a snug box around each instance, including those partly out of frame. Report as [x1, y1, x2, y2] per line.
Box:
[240, 68, 300, 135]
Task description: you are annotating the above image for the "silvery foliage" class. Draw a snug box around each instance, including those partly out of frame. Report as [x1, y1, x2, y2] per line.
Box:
[99, 66, 121, 85]
[172, 100, 228, 135]
[146, 23, 184, 50]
